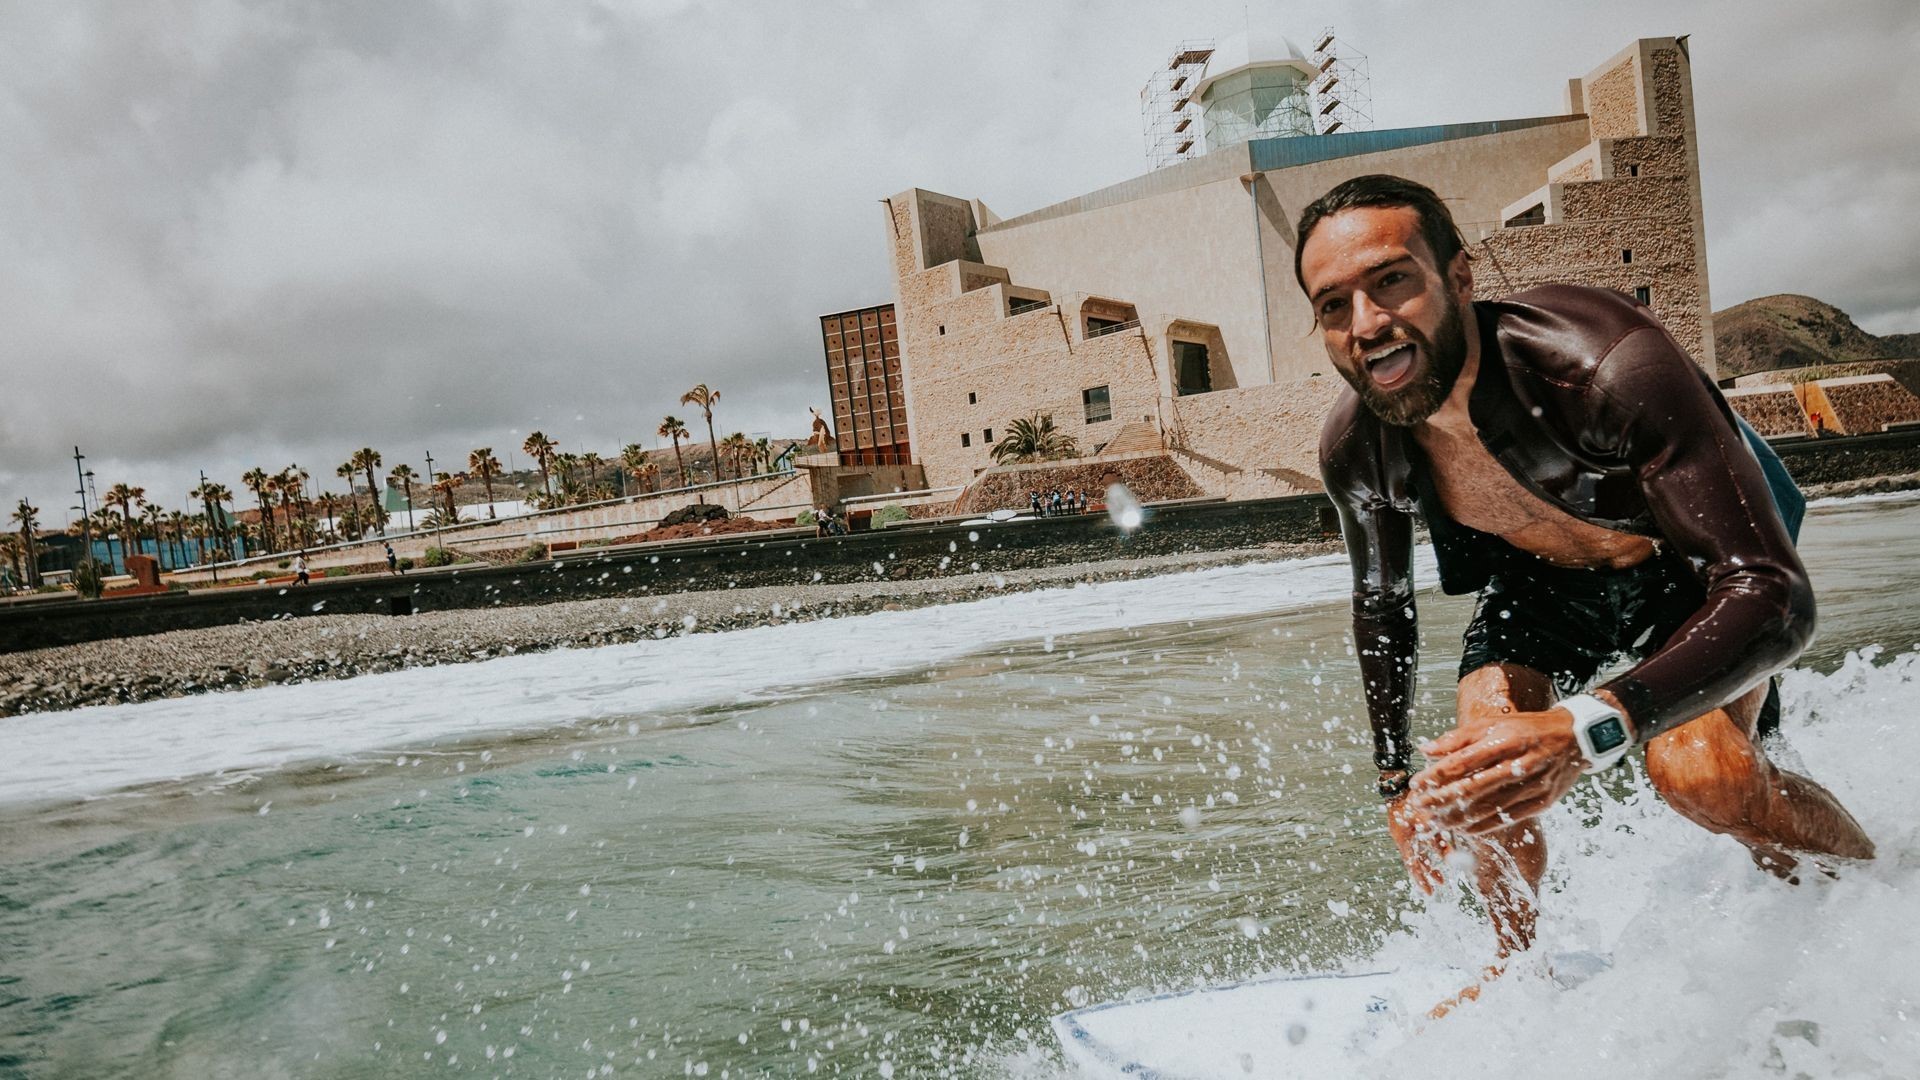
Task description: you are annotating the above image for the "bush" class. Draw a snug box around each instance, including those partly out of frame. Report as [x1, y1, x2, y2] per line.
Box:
[397, 557, 415, 571]
[421, 546, 455, 568]
[795, 509, 815, 526]
[870, 505, 910, 529]
[516, 542, 549, 563]
[73, 561, 105, 599]
[276, 558, 291, 570]
[323, 566, 353, 578]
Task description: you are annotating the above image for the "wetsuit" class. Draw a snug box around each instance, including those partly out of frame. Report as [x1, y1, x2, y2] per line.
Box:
[1318, 284, 1811, 781]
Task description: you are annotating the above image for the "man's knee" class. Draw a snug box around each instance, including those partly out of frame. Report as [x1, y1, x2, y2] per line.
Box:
[1645, 715, 1769, 832]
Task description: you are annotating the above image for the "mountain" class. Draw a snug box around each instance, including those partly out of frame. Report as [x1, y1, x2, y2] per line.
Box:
[1713, 294, 1920, 379]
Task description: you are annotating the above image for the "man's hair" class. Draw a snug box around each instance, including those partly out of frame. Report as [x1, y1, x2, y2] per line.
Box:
[1292, 174, 1469, 292]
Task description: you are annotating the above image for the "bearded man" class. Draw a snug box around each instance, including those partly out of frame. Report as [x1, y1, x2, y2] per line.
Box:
[1303, 174, 1874, 960]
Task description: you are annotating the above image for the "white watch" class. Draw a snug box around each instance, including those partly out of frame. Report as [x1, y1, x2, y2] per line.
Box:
[1562, 693, 1633, 773]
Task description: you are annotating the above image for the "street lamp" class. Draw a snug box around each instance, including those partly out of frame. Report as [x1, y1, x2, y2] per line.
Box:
[423, 451, 439, 543]
[72, 447, 94, 571]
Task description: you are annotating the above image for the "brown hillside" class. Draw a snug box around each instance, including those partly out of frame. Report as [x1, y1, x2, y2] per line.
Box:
[1713, 294, 1920, 379]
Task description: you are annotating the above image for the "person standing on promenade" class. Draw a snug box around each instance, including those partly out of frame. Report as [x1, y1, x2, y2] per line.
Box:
[293, 552, 309, 586]
[1302, 174, 1874, 966]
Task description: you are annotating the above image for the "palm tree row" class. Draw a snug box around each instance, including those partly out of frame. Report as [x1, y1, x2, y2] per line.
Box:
[15, 382, 799, 578]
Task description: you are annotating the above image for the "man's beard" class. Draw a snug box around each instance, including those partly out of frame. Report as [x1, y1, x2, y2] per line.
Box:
[1343, 298, 1468, 427]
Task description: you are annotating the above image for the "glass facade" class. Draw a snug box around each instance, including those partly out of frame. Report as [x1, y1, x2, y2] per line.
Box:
[1200, 66, 1315, 152]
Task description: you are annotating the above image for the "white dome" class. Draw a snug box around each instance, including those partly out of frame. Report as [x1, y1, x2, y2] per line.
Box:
[1190, 28, 1316, 102]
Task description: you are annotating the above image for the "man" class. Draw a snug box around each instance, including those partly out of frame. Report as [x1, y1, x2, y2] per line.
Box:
[1303, 175, 1873, 961]
[293, 552, 310, 586]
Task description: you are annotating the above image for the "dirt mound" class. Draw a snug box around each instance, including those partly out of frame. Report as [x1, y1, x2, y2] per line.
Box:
[611, 515, 795, 546]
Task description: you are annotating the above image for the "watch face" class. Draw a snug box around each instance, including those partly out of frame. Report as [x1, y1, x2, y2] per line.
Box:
[1589, 716, 1628, 755]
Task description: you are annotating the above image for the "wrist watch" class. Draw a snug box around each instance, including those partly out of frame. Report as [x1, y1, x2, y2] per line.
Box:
[1561, 693, 1633, 773]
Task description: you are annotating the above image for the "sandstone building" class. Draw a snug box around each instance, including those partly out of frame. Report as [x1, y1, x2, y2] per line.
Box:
[842, 36, 1718, 502]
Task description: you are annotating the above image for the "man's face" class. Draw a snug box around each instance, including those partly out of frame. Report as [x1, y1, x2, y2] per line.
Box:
[1298, 205, 1471, 426]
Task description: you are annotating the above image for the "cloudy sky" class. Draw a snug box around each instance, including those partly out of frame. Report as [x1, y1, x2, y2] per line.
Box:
[3, 0, 1917, 525]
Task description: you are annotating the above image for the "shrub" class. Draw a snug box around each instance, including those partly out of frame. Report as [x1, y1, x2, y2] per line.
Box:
[796, 509, 815, 526]
[870, 505, 910, 529]
[323, 566, 353, 578]
[276, 558, 291, 570]
[517, 542, 549, 563]
[396, 557, 415, 571]
[73, 561, 105, 599]
[421, 546, 455, 568]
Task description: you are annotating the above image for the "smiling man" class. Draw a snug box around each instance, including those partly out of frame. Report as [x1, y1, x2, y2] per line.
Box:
[1301, 174, 1874, 958]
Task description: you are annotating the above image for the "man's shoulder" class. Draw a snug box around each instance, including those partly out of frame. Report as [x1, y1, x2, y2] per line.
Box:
[1482, 284, 1670, 384]
[1318, 386, 1388, 497]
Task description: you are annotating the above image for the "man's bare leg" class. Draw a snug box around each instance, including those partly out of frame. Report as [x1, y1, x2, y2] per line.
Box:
[1644, 685, 1875, 877]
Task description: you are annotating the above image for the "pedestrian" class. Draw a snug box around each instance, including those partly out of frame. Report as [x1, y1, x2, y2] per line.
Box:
[385, 541, 401, 574]
[293, 552, 310, 586]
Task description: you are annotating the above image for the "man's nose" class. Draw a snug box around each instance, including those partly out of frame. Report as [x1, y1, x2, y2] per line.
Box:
[1350, 291, 1392, 340]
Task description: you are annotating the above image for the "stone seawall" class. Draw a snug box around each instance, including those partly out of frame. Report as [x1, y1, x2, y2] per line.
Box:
[2, 496, 1337, 654]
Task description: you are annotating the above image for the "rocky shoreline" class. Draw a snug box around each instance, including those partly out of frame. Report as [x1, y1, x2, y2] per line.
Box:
[0, 541, 1337, 718]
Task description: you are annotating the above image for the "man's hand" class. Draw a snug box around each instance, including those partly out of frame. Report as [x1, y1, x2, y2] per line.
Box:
[1410, 708, 1588, 834]
[1385, 791, 1453, 894]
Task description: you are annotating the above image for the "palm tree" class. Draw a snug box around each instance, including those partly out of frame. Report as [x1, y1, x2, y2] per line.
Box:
[141, 503, 166, 569]
[468, 448, 502, 518]
[388, 464, 418, 532]
[522, 431, 557, 504]
[991, 413, 1080, 465]
[349, 448, 385, 534]
[679, 384, 723, 481]
[106, 483, 145, 564]
[0, 533, 23, 591]
[9, 499, 41, 588]
[621, 443, 653, 494]
[753, 436, 773, 476]
[431, 472, 464, 523]
[193, 480, 234, 555]
[637, 460, 660, 493]
[166, 509, 190, 567]
[658, 416, 690, 488]
[90, 506, 122, 569]
[242, 468, 275, 553]
[721, 432, 751, 479]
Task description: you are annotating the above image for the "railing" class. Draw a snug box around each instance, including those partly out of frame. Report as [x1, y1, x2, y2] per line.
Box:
[1084, 318, 1142, 339]
[1008, 298, 1051, 316]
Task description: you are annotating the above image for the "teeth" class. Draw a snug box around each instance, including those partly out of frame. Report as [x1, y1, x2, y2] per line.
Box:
[1364, 343, 1411, 365]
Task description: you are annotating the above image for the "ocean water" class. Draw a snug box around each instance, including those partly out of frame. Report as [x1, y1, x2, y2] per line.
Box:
[1, 495, 1916, 1078]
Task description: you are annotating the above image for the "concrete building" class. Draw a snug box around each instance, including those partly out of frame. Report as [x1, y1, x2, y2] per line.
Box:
[870, 36, 1716, 502]
[819, 304, 912, 466]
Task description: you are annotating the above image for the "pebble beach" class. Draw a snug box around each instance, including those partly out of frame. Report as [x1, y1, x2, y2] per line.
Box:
[0, 541, 1335, 717]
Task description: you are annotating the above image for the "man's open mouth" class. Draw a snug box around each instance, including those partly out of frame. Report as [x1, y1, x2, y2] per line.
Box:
[1363, 342, 1417, 389]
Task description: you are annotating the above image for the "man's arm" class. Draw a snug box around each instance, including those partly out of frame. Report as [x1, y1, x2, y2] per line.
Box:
[1319, 417, 1420, 792]
[1588, 325, 1815, 742]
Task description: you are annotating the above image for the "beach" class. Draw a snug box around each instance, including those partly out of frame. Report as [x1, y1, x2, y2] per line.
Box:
[0, 539, 1337, 717]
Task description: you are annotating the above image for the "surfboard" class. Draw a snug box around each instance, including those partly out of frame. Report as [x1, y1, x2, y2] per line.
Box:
[1052, 952, 1612, 1078]
[1050, 966, 1461, 1079]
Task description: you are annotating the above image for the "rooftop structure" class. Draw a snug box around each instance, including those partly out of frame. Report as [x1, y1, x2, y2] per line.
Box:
[1141, 28, 1372, 169]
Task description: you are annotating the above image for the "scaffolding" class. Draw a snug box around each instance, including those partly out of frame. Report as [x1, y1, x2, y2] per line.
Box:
[1308, 27, 1373, 136]
[1141, 40, 1215, 171]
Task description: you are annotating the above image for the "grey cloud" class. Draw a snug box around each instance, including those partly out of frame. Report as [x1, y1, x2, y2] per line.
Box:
[3, 0, 1918, 521]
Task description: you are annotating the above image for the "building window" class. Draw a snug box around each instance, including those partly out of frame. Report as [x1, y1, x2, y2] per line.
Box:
[1175, 341, 1212, 396]
[1634, 286, 1651, 305]
[960, 432, 971, 448]
[1083, 385, 1112, 424]
[1504, 204, 1546, 228]
[1627, 164, 1640, 177]
[1621, 249, 1633, 264]
[967, 391, 977, 405]
[938, 325, 946, 335]
[983, 428, 993, 444]
[1086, 316, 1123, 336]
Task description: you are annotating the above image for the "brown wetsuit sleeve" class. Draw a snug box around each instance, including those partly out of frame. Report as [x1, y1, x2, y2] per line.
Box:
[1320, 434, 1420, 773]
[1588, 326, 1815, 741]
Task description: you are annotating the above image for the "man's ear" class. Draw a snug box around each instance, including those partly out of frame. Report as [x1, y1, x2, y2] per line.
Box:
[1447, 248, 1475, 305]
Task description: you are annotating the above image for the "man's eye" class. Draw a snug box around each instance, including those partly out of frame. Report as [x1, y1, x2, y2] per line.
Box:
[1319, 298, 1347, 317]
[1378, 271, 1406, 287]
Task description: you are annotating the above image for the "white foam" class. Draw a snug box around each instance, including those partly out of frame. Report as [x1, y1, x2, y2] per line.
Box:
[1027, 646, 1920, 1078]
[0, 553, 1396, 805]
